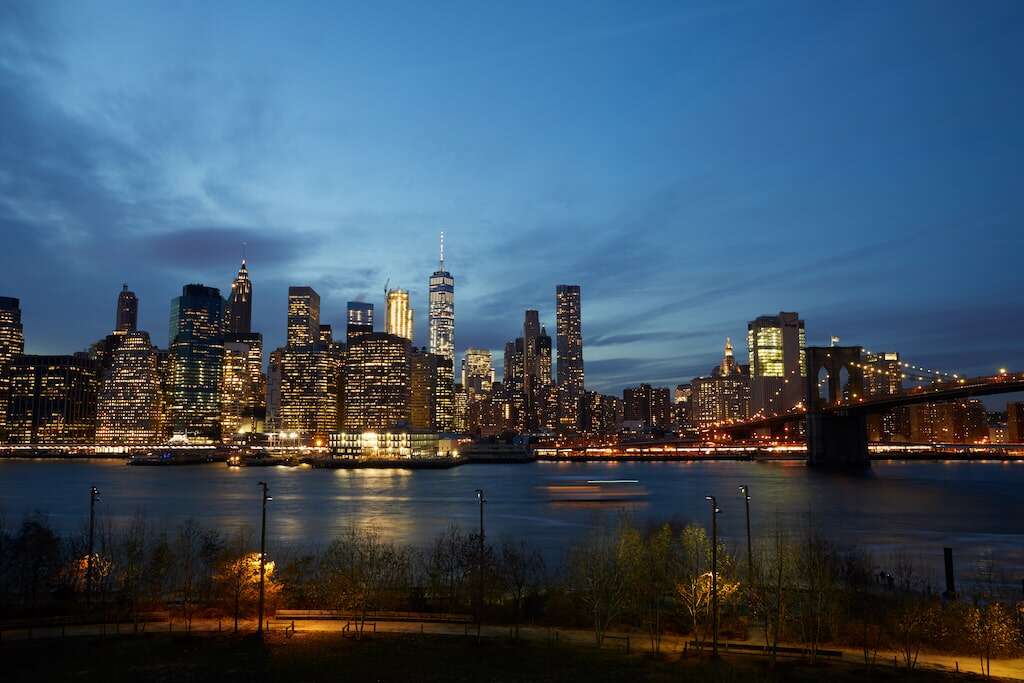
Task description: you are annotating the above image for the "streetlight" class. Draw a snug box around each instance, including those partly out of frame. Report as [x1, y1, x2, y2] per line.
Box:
[257, 481, 272, 635]
[474, 489, 486, 629]
[86, 485, 100, 606]
[738, 485, 752, 586]
[705, 495, 722, 658]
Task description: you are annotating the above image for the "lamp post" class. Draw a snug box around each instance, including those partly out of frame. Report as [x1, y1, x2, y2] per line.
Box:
[257, 481, 272, 634]
[475, 488, 486, 628]
[86, 485, 100, 606]
[705, 495, 721, 658]
[739, 484, 752, 586]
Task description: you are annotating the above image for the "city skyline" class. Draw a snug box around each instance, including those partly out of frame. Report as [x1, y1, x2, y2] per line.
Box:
[2, 1, 1023, 397]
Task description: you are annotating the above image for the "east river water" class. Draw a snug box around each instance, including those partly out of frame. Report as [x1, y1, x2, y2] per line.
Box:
[1, 459, 1022, 584]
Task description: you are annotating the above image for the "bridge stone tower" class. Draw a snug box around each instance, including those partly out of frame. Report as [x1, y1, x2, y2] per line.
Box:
[805, 346, 870, 468]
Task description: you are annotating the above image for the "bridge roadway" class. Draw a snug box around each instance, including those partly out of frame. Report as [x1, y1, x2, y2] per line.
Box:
[714, 373, 1024, 435]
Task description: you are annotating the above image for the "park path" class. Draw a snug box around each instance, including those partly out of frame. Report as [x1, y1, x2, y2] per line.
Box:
[3, 615, 1023, 680]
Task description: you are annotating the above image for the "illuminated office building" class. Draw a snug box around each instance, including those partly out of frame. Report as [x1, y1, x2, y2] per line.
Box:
[863, 351, 903, 397]
[342, 332, 411, 432]
[386, 289, 414, 342]
[6, 354, 100, 444]
[411, 347, 456, 432]
[287, 286, 320, 349]
[863, 351, 908, 442]
[428, 233, 455, 362]
[580, 391, 622, 436]
[168, 284, 224, 442]
[452, 384, 469, 432]
[623, 384, 672, 431]
[97, 331, 162, 444]
[279, 346, 341, 442]
[910, 400, 988, 444]
[225, 259, 252, 334]
[220, 339, 252, 439]
[747, 312, 806, 416]
[461, 348, 494, 402]
[0, 296, 24, 441]
[1008, 402, 1024, 443]
[691, 338, 750, 429]
[347, 301, 374, 342]
[266, 348, 283, 431]
[503, 339, 524, 392]
[556, 285, 584, 394]
[115, 284, 138, 333]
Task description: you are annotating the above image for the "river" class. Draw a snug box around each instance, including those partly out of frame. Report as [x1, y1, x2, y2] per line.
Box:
[1, 458, 1021, 585]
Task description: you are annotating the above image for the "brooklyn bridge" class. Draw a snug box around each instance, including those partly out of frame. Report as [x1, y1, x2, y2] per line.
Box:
[708, 345, 1024, 467]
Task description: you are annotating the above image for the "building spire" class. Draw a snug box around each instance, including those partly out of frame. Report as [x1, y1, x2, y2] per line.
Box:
[439, 231, 445, 271]
[241, 241, 247, 266]
[725, 337, 733, 358]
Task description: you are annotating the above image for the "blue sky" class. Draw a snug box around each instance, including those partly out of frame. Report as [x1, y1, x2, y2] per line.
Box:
[1, 0, 1022, 398]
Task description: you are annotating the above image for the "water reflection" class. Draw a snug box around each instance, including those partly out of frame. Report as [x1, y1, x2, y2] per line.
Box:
[0, 459, 1021, 581]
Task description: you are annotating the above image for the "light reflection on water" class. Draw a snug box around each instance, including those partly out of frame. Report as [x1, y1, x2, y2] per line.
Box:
[0, 459, 1021, 582]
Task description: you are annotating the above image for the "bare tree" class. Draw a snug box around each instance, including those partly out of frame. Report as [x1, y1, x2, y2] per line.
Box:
[566, 520, 630, 646]
[216, 526, 258, 633]
[174, 519, 203, 631]
[498, 538, 544, 639]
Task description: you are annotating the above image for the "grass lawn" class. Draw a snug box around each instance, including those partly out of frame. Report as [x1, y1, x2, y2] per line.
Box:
[3, 631, 995, 682]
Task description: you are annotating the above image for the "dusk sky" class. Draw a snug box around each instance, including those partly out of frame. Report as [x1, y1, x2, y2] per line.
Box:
[2, 0, 1022, 397]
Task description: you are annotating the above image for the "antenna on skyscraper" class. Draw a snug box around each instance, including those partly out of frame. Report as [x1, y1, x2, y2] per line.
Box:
[439, 231, 445, 271]
[241, 241, 247, 265]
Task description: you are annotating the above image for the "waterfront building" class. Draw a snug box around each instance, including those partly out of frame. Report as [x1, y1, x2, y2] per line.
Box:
[580, 391, 622, 436]
[221, 338, 252, 440]
[168, 284, 224, 442]
[623, 384, 672, 431]
[346, 301, 374, 342]
[386, 289, 414, 342]
[97, 331, 162, 444]
[287, 286, 320, 349]
[115, 284, 138, 333]
[328, 428, 458, 459]
[460, 348, 494, 402]
[0, 296, 24, 442]
[225, 331, 266, 433]
[555, 285, 584, 394]
[691, 339, 750, 429]
[225, 259, 252, 334]
[409, 347, 454, 432]
[6, 354, 100, 444]
[747, 311, 806, 416]
[279, 346, 341, 443]
[428, 233, 455, 363]
[1009, 402, 1024, 443]
[909, 400, 989, 444]
[342, 332, 411, 432]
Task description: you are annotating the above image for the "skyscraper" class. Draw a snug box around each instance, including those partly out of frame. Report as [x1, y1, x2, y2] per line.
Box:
[168, 284, 225, 442]
[691, 338, 750, 429]
[556, 285, 584, 394]
[410, 347, 454, 430]
[428, 233, 455, 362]
[287, 286, 320, 349]
[0, 296, 24, 441]
[97, 331, 162, 444]
[6, 354, 100, 444]
[461, 348, 494, 402]
[342, 333, 411, 432]
[347, 301, 374, 342]
[386, 289, 414, 341]
[522, 309, 542, 402]
[115, 284, 138, 333]
[747, 312, 806, 416]
[226, 258, 252, 334]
